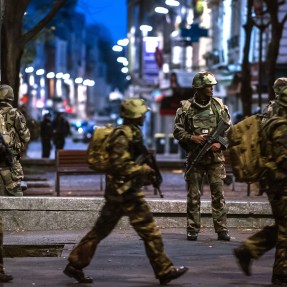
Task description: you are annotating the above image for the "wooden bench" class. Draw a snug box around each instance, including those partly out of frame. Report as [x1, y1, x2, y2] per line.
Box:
[55, 149, 103, 196]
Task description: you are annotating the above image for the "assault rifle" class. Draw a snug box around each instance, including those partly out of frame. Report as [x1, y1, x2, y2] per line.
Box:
[0, 133, 13, 167]
[185, 120, 230, 177]
[136, 146, 164, 198]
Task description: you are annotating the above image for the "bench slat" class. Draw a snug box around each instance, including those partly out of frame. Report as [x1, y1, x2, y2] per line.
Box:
[56, 149, 103, 196]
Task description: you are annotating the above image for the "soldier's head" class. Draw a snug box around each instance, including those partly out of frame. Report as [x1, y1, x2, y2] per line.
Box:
[0, 85, 14, 102]
[120, 98, 150, 126]
[192, 71, 217, 89]
[192, 71, 217, 103]
[273, 78, 287, 108]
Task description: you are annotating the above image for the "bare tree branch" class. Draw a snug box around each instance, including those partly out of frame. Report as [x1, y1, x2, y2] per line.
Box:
[21, 0, 67, 45]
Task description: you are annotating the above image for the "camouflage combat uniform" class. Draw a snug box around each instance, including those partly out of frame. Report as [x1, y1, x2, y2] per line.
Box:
[236, 117, 287, 282]
[234, 78, 287, 284]
[174, 96, 231, 235]
[68, 123, 174, 279]
[0, 88, 30, 196]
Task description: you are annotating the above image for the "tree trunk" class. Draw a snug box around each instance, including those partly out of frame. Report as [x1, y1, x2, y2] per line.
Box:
[264, 1, 287, 101]
[0, 0, 67, 107]
[1, 0, 27, 107]
[240, 0, 254, 116]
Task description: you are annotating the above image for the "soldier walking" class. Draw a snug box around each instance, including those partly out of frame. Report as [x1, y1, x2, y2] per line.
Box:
[234, 78, 287, 285]
[63, 98, 188, 285]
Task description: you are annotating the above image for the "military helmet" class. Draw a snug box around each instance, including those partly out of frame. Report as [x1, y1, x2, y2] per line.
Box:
[273, 77, 287, 95]
[0, 85, 14, 102]
[192, 71, 217, 89]
[120, 98, 150, 119]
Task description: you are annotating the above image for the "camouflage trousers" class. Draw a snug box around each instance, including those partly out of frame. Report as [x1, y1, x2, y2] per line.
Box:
[0, 158, 24, 196]
[68, 196, 173, 278]
[185, 162, 228, 233]
[242, 191, 287, 277]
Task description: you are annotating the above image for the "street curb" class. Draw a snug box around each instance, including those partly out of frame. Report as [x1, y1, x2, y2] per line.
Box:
[0, 197, 273, 231]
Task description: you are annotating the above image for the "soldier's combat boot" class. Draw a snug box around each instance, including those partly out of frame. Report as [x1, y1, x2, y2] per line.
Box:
[217, 231, 231, 241]
[63, 263, 93, 283]
[233, 246, 252, 276]
[0, 272, 13, 282]
[272, 274, 287, 285]
[159, 266, 188, 285]
[187, 231, 198, 241]
[7, 186, 23, 197]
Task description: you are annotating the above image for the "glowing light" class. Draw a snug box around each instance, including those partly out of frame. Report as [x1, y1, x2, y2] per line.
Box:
[56, 72, 63, 79]
[75, 77, 83, 84]
[46, 72, 55, 78]
[25, 67, 34, 73]
[117, 39, 129, 46]
[165, 0, 179, 7]
[36, 69, 45, 75]
[112, 45, 123, 52]
[140, 25, 153, 33]
[155, 7, 169, 14]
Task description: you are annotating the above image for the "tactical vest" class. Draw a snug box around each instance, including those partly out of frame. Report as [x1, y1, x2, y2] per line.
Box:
[181, 97, 226, 135]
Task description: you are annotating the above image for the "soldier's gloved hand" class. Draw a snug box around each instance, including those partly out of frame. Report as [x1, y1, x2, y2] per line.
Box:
[140, 164, 155, 176]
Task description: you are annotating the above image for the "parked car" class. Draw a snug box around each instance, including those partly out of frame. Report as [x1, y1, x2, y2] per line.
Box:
[70, 119, 96, 143]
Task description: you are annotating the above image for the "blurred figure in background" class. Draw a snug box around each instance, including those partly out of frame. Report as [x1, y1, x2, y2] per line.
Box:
[40, 112, 53, 158]
[52, 111, 70, 150]
[19, 104, 40, 157]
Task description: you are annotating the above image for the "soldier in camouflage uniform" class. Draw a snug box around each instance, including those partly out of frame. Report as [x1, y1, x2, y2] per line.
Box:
[234, 78, 287, 285]
[262, 77, 287, 122]
[0, 84, 31, 283]
[0, 85, 30, 196]
[173, 71, 232, 241]
[64, 98, 188, 285]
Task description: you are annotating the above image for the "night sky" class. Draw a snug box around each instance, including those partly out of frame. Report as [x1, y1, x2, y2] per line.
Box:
[76, 0, 127, 43]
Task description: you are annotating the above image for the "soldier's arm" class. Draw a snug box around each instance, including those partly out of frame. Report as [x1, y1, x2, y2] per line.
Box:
[173, 108, 194, 147]
[108, 131, 145, 179]
[14, 110, 30, 143]
[272, 123, 287, 171]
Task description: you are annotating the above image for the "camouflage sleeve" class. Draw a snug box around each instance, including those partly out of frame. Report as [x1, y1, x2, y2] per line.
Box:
[14, 110, 30, 143]
[108, 130, 143, 179]
[173, 107, 193, 146]
[272, 123, 287, 171]
[220, 104, 232, 149]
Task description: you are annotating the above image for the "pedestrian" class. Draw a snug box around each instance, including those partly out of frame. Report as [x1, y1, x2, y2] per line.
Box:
[173, 71, 232, 241]
[233, 77, 287, 285]
[18, 104, 40, 158]
[52, 111, 70, 150]
[40, 112, 53, 158]
[0, 85, 30, 196]
[63, 98, 188, 285]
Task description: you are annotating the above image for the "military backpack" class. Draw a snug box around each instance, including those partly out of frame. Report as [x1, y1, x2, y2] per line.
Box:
[227, 115, 286, 183]
[87, 124, 132, 173]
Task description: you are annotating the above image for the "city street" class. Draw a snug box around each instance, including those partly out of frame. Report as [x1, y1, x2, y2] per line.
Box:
[3, 228, 275, 287]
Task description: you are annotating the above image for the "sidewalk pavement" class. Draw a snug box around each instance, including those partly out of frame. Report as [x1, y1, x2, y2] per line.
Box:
[3, 227, 275, 287]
